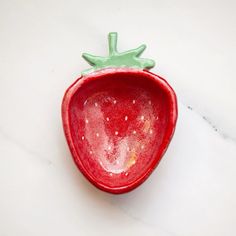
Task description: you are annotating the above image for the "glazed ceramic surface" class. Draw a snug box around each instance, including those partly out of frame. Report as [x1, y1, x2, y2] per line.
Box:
[62, 68, 177, 193]
[62, 32, 177, 193]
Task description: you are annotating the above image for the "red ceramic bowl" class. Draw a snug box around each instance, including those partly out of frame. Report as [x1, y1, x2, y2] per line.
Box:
[62, 68, 177, 194]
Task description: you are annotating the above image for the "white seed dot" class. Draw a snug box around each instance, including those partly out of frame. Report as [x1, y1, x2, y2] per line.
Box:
[132, 100, 136, 104]
[141, 145, 144, 149]
[109, 173, 113, 176]
[81, 136, 85, 140]
[106, 117, 110, 121]
[95, 102, 98, 107]
[89, 150, 93, 154]
[125, 116, 128, 121]
[108, 146, 111, 150]
[149, 100, 151, 105]
[156, 116, 159, 120]
[115, 131, 119, 135]
[127, 147, 130, 151]
[99, 161, 102, 165]
[113, 100, 117, 104]
[133, 130, 137, 134]
[141, 115, 144, 121]
[125, 172, 129, 176]
[150, 129, 153, 134]
[116, 160, 120, 164]
[85, 119, 89, 124]
[96, 133, 99, 137]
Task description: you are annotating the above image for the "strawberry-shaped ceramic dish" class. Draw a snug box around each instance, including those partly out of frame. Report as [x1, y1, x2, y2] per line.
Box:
[62, 33, 177, 194]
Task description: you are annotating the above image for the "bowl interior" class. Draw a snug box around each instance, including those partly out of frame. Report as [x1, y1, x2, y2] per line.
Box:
[68, 71, 173, 188]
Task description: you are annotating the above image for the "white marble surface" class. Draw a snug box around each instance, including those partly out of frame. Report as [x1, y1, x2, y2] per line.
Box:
[0, 0, 236, 235]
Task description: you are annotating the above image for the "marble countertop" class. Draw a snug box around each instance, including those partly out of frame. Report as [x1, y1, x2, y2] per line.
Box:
[0, 0, 235, 235]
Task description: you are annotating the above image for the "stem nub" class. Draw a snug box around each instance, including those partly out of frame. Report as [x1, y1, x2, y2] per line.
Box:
[108, 32, 118, 55]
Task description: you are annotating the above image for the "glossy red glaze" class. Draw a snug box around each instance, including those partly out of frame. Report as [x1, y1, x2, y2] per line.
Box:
[62, 68, 177, 194]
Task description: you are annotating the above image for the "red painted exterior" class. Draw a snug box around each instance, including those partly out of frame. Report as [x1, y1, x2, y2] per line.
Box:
[62, 68, 178, 194]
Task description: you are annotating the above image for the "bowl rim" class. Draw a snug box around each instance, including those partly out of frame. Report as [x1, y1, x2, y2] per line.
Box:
[61, 68, 178, 194]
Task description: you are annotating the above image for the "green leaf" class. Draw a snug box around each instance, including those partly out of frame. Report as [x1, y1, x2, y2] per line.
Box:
[82, 32, 155, 75]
